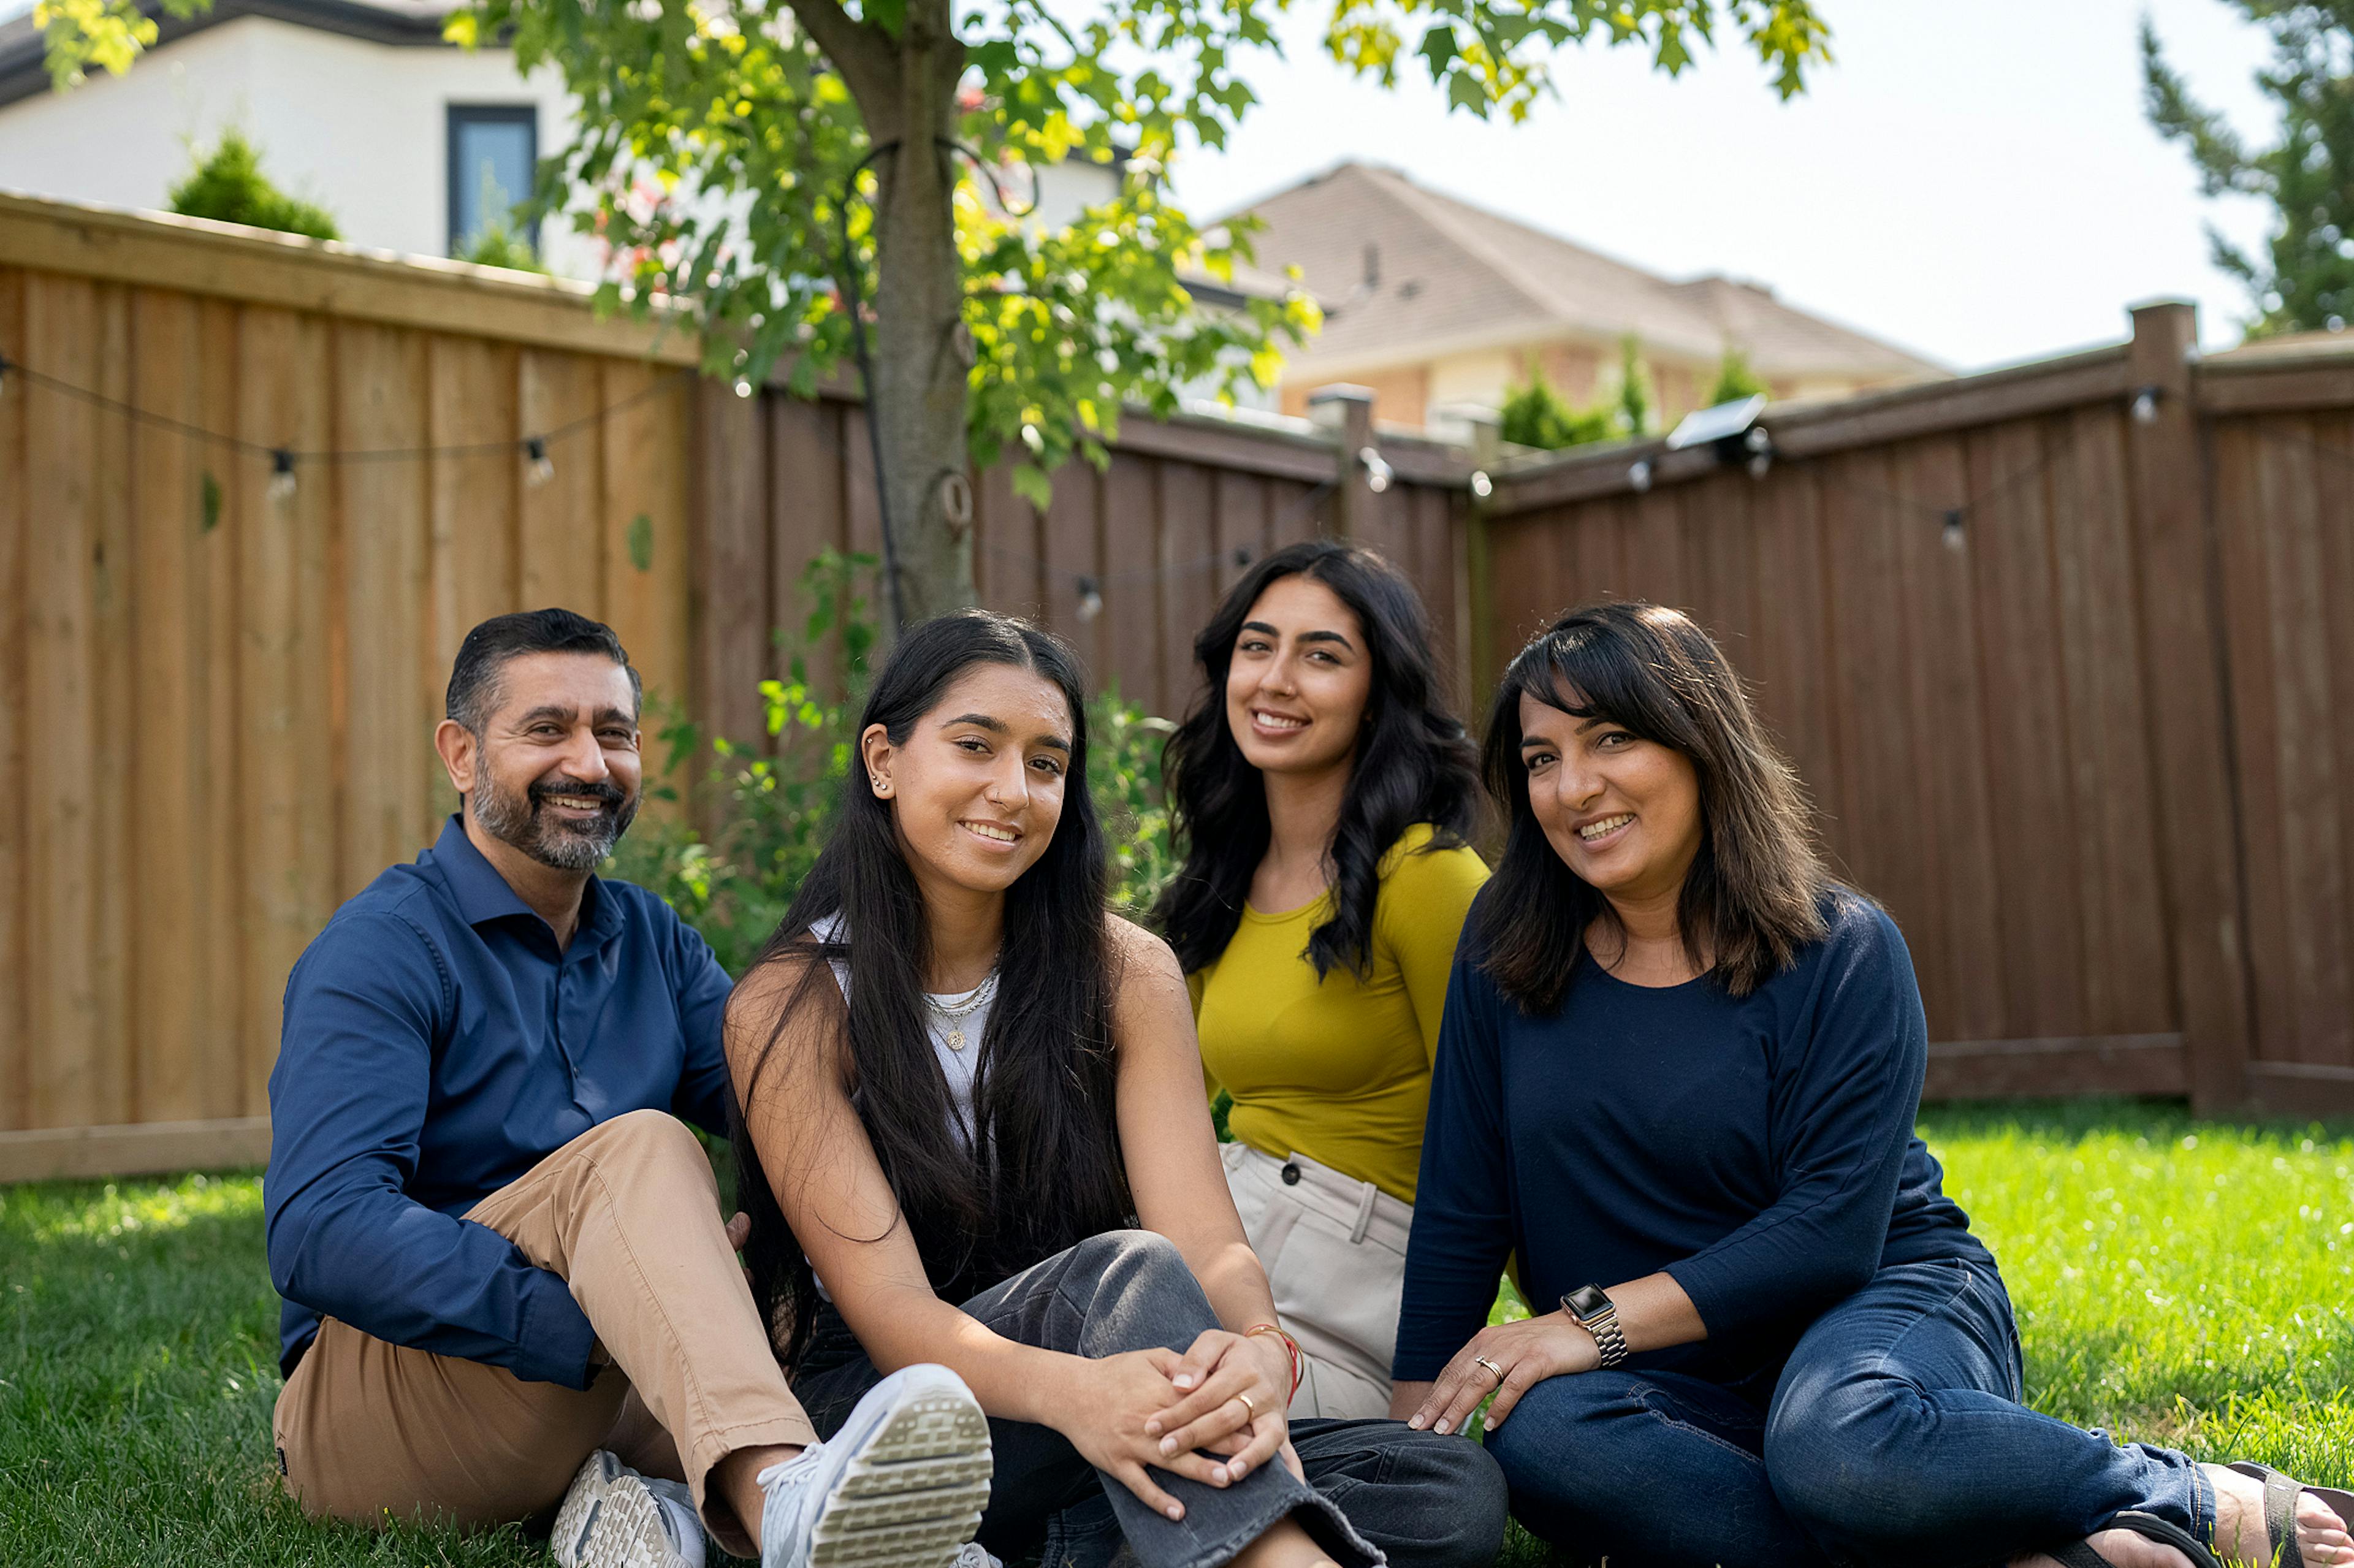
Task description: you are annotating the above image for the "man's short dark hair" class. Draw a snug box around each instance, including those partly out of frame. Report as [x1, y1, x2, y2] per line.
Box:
[446, 609, 642, 737]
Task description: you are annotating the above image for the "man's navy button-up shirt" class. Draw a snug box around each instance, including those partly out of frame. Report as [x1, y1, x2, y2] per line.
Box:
[264, 815, 736, 1387]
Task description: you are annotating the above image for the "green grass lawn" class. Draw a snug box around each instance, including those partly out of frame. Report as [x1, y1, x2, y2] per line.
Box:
[7, 1100, 2354, 1566]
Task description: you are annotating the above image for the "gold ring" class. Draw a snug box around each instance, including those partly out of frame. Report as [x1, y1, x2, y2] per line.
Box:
[1474, 1355, 1504, 1384]
[1236, 1391, 1258, 1419]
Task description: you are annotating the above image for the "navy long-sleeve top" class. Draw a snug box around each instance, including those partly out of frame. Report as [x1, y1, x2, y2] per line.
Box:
[264, 815, 736, 1388]
[1393, 888, 1991, 1393]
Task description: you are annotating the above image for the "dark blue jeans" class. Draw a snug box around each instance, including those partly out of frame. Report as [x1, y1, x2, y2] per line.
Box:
[792, 1230, 1507, 1568]
[1484, 1257, 2212, 1568]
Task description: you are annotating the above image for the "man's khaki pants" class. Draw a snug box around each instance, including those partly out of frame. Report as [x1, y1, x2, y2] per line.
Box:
[272, 1109, 816, 1556]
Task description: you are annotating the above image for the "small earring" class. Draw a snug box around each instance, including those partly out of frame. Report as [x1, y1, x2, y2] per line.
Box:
[871, 775, 888, 794]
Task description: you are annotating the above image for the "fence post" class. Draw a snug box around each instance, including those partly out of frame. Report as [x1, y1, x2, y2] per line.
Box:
[1308, 383, 1376, 539]
[2123, 299, 2253, 1113]
[1450, 405, 1503, 718]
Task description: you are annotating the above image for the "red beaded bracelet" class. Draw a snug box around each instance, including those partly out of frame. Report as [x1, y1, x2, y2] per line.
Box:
[1245, 1321, 1302, 1399]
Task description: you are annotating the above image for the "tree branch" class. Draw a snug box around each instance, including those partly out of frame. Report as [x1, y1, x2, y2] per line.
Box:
[785, 0, 897, 118]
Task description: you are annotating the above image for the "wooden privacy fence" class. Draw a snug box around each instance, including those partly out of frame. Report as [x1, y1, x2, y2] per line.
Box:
[3, 189, 2350, 1181]
[1476, 302, 2354, 1120]
[0, 192, 1468, 1180]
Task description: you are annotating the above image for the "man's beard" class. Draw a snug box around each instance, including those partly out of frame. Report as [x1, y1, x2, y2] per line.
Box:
[471, 769, 639, 870]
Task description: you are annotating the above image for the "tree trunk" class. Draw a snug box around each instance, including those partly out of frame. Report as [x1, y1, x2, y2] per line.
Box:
[857, 4, 974, 633]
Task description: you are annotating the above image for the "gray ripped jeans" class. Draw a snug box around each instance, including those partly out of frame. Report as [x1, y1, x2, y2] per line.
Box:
[788, 1230, 1508, 1568]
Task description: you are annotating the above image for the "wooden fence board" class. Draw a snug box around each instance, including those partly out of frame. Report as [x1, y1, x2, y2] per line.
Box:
[24, 271, 102, 1130]
[695, 379, 769, 747]
[1887, 432, 2000, 1043]
[1968, 419, 2089, 1039]
[93, 283, 135, 1125]
[0, 268, 25, 1129]
[195, 299, 247, 1117]
[1212, 470, 1267, 598]
[2254, 420, 2351, 1064]
[336, 322, 432, 884]
[519, 348, 605, 614]
[1043, 463, 1102, 670]
[235, 305, 337, 1116]
[2051, 406, 2173, 1037]
[129, 288, 202, 1123]
[1820, 446, 1924, 924]
[602, 362, 694, 760]
[1156, 462, 1217, 720]
[2318, 412, 2354, 1069]
[1101, 453, 1161, 710]
[428, 335, 520, 781]
[2214, 418, 2291, 1062]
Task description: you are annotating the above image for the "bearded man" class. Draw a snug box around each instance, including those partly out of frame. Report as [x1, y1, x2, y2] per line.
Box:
[264, 609, 991, 1568]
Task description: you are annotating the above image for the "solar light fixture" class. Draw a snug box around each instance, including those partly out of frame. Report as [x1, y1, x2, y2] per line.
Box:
[2131, 387, 2161, 425]
[1628, 459, 1654, 493]
[1469, 470, 1493, 500]
[1667, 394, 1774, 477]
[1359, 447, 1393, 495]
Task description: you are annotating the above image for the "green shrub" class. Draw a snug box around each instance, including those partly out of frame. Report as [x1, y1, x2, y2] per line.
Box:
[167, 128, 340, 241]
[1498, 365, 1616, 451]
[609, 550, 1180, 975]
[458, 216, 549, 274]
[1708, 346, 1770, 406]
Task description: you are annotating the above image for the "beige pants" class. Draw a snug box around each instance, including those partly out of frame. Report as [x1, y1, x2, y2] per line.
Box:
[1220, 1140, 1412, 1421]
[272, 1109, 816, 1557]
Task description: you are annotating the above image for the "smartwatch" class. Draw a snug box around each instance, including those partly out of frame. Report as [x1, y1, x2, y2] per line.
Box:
[1562, 1284, 1629, 1369]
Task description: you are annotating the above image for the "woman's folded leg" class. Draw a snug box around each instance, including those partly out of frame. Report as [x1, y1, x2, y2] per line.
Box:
[1480, 1365, 1829, 1568]
[1762, 1257, 2211, 1568]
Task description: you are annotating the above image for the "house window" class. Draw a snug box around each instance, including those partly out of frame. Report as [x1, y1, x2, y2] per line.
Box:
[448, 105, 538, 254]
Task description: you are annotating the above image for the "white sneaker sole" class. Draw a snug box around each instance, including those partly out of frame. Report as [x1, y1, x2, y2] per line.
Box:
[810, 1388, 993, 1568]
[553, 1454, 695, 1568]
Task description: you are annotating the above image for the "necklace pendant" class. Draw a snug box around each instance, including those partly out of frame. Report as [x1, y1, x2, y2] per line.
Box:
[945, 1028, 966, 1052]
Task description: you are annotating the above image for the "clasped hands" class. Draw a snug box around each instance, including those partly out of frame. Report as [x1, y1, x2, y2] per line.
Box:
[1408, 1311, 1599, 1436]
[1067, 1329, 1301, 1522]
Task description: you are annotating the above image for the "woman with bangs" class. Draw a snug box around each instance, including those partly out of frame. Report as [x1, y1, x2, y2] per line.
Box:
[725, 610, 1504, 1568]
[1154, 542, 1487, 1421]
[1392, 601, 2353, 1568]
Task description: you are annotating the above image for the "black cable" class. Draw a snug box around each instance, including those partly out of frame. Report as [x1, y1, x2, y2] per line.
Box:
[0, 351, 691, 463]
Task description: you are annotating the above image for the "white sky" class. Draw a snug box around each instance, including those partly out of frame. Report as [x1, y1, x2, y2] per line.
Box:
[1166, 0, 2285, 372]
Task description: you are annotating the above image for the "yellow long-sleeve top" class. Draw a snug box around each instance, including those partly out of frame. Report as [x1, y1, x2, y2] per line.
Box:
[1191, 824, 1490, 1205]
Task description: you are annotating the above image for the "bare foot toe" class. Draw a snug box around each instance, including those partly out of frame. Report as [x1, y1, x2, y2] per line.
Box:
[2206, 1463, 2354, 1566]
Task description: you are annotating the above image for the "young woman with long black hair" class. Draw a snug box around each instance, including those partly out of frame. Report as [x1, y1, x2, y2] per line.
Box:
[728, 611, 1504, 1568]
[1392, 601, 2354, 1568]
[1154, 542, 1486, 1421]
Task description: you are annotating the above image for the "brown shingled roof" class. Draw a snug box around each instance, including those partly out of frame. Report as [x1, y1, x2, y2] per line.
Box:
[1230, 161, 1944, 382]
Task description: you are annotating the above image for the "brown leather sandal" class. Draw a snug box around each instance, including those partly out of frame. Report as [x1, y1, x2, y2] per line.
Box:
[2226, 1462, 2354, 1568]
[2044, 1511, 2223, 1568]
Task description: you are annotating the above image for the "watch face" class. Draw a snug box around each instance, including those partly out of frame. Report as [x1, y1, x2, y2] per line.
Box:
[1566, 1285, 1611, 1319]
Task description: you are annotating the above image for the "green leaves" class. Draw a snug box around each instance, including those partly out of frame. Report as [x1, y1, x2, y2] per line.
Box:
[2146, 4, 2354, 337]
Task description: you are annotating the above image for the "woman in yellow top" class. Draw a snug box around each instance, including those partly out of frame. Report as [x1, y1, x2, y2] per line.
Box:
[1152, 540, 1488, 1420]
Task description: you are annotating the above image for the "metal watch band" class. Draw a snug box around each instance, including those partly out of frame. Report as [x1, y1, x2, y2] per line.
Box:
[1563, 1290, 1630, 1369]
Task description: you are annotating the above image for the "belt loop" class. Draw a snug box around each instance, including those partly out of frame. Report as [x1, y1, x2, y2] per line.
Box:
[1349, 1181, 1376, 1245]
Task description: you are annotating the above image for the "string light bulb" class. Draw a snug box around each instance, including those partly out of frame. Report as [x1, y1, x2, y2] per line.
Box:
[524, 436, 555, 489]
[1628, 459, 1654, 493]
[1076, 576, 1103, 622]
[1942, 509, 1966, 553]
[2131, 387, 2161, 425]
[0, 352, 10, 399]
[269, 449, 297, 501]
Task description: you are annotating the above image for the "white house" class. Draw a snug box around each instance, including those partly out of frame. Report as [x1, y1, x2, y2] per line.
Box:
[0, 0, 596, 274]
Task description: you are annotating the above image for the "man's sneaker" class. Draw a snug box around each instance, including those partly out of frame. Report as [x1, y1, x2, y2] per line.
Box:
[552, 1450, 706, 1568]
[758, 1363, 992, 1568]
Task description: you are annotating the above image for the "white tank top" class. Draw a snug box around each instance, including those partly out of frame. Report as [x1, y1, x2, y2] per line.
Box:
[805, 914, 994, 1304]
[808, 913, 990, 1147]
